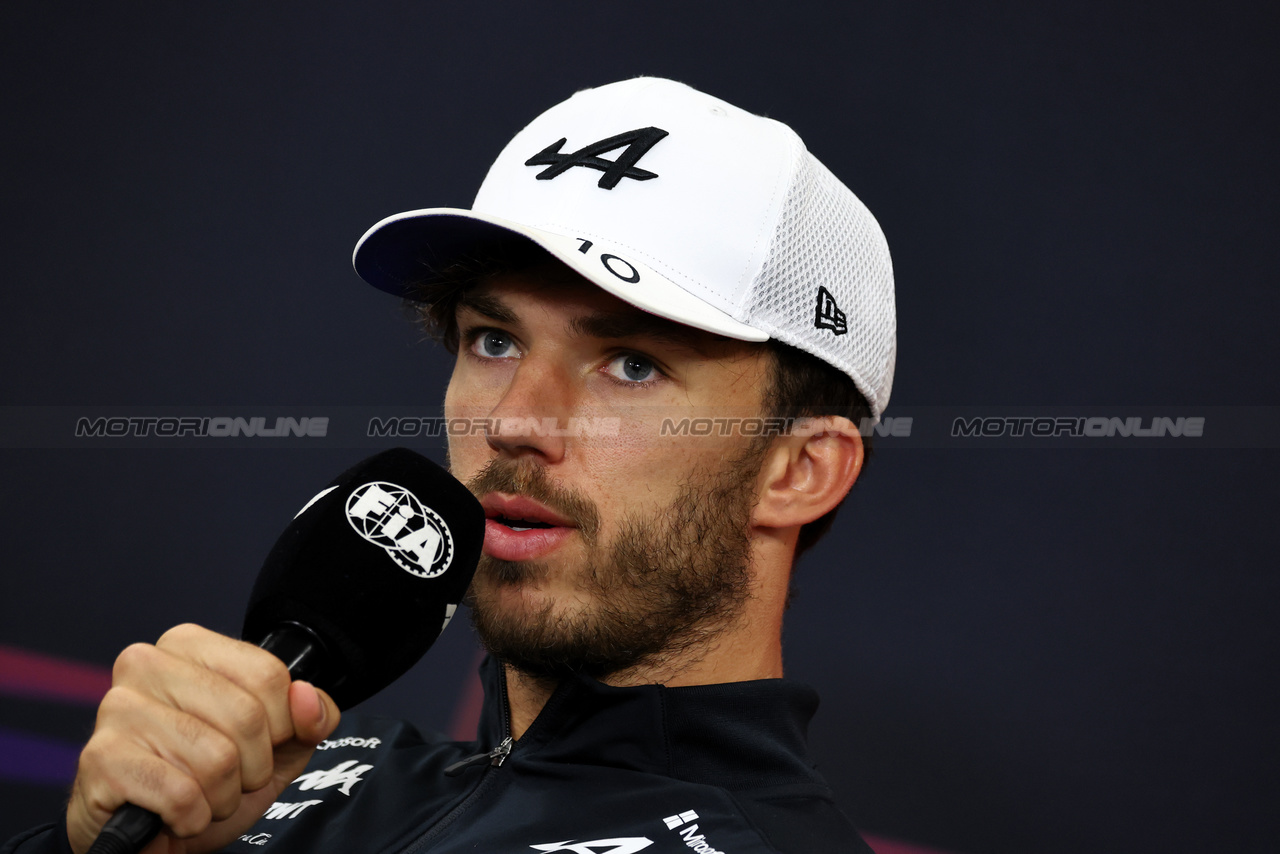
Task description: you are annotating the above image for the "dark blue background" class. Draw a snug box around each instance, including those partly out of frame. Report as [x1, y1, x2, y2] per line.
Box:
[2, 3, 1277, 852]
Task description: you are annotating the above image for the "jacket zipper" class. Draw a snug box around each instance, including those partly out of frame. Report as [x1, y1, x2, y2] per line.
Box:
[442, 736, 512, 776]
[402, 668, 516, 852]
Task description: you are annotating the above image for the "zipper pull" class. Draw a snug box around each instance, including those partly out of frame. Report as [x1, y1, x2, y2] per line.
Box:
[443, 737, 513, 777]
[488, 736, 513, 767]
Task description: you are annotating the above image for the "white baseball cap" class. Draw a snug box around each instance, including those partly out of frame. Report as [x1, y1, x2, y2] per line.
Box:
[353, 77, 896, 417]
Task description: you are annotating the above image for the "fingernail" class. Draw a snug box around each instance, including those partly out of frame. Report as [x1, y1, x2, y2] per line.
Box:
[313, 684, 327, 726]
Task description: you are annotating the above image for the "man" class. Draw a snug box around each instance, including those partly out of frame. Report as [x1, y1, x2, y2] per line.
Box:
[4, 77, 894, 854]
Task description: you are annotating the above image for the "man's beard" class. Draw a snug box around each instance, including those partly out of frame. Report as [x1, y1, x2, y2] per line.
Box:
[463, 442, 767, 681]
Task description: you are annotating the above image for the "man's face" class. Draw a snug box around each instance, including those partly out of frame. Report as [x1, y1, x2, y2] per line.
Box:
[444, 268, 776, 680]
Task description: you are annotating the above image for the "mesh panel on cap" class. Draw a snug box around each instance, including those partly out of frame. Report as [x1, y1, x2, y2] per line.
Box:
[744, 148, 896, 418]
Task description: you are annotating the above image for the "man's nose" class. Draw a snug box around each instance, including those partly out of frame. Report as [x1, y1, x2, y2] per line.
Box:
[484, 357, 573, 462]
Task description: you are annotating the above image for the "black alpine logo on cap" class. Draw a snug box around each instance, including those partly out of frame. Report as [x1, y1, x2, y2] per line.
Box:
[814, 286, 848, 335]
[525, 127, 669, 190]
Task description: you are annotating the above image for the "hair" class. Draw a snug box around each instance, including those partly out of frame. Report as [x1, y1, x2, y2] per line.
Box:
[403, 242, 873, 558]
[760, 339, 873, 556]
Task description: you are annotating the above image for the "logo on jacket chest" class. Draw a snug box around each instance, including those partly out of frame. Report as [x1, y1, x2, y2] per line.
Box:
[528, 808, 731, 854]
[291, 759, 372, 796]
[662, 811, 729, 854]
[530, 840, 653, 854]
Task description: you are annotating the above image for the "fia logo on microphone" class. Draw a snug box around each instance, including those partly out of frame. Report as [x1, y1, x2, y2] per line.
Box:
[345, 481, 454, 578]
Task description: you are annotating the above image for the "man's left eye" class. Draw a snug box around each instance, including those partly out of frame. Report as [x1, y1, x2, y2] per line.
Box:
[473, 330, 518, 358]
[606, 353, 657, 383]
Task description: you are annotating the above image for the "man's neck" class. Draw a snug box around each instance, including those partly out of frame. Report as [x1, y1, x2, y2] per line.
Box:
[500, 534, 797, 740]
[502, 598, 786, 741]
[503, 667, 558, 741]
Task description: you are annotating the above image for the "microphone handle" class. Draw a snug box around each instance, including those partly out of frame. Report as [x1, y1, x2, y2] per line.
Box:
[86, 624, 329, 854]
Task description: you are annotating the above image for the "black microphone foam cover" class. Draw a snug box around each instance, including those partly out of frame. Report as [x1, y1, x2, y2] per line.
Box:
[242, 448, 483, 709]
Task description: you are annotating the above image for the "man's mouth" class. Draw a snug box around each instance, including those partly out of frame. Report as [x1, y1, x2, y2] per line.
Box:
[481, 493, 575, 527]
[480, 493, 576, 561]
[493, 516, 555, 532]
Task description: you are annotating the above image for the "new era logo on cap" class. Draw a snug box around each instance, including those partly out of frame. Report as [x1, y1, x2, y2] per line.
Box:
[814, 286, 848, 336]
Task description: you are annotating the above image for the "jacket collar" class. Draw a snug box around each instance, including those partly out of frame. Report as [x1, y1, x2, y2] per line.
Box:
[475, 655, 831, 790]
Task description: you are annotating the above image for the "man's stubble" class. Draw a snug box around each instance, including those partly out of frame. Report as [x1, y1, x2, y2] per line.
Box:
[462, 440, 768, 681]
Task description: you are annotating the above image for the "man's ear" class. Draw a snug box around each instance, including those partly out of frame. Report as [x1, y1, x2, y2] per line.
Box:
[753, 416, 864, 529]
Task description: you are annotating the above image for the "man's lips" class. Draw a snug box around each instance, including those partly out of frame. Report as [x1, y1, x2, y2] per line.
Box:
[480, 493, 576, 561]
[481, 494, 576, 528]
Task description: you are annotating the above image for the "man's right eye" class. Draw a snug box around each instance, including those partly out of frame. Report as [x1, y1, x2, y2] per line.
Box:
[472, 330, 519, 359]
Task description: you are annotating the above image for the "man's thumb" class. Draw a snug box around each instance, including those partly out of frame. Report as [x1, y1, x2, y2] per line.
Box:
[289, 681, 341, 745]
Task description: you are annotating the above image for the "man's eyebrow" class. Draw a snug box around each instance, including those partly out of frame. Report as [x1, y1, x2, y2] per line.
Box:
[456, 291, 518, 324]
[569, 310, 715, 353]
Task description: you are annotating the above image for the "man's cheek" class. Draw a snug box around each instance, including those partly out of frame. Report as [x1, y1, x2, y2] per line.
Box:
[445, 433, 489, 485]
[443, 386, 499, 473]
[599, 409, 678, 460]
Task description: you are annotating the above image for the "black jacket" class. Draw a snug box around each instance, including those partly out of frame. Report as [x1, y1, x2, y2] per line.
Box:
[4, 657, 871, 854]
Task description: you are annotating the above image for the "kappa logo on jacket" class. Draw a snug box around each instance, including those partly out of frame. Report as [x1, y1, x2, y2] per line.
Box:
[291, 759, 372, 796]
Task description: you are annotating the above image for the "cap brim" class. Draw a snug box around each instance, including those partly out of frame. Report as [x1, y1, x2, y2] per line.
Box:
[352, 208, 769, 343]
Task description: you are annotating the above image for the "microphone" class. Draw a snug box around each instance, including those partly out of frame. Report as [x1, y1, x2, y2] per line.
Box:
[87, 448, 484, 854]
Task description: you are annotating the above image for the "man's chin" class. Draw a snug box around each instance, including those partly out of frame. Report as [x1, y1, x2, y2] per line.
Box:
[464, 443, 762, 681]
[474, 555, 543, 586]
[468, 591, 595, 679]
[471, 563, 585, 620]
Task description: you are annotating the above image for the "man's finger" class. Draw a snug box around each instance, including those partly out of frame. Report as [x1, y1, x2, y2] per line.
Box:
[111, 642, 278, 792]
[154, 624, 295, 745]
